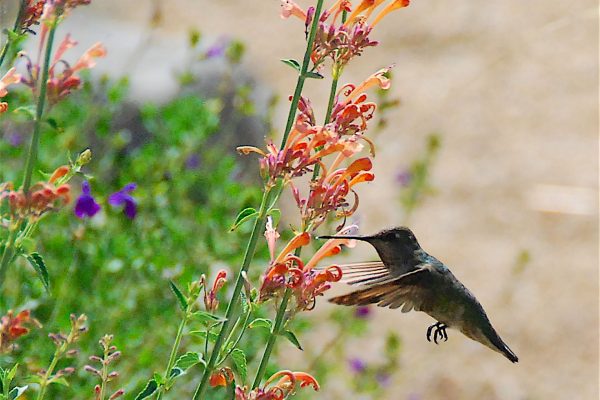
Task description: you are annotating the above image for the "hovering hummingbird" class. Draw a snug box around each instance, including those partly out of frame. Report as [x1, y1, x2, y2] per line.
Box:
[318, 227, 518, 363]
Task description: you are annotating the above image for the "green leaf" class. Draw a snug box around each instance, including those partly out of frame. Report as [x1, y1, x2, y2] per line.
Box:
[248, 318, 272, 331]
[169, 280, 188, 311]
[134, 379, 158, 400]
[153, 373, 166, 386]
[12, 106, 35, 119]
[7, 386, 25, 400]
[190, 311, 226, 325]
[189, 330, 219, 342]
[280, 330, 303, 351]
[48, 376, 69, 387]
[305, 71, 324, 79]
[6, 364, 18, 383]
[230, 348, 247, 382]
[281, 58, 301, 72]
[24, 253, 49, 293]
[239, 291, 250, 315]
[169, 367, 183, 379]
[267, 208, 281, 227]
[230, 207, 257, 231]
[173, 352, 206, 372]
[9, 386, 28, 400]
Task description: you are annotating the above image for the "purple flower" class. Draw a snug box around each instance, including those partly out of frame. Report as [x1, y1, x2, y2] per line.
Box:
[348, 358, 366, 374]
[185, 154, 200, 170]
[395, 170, 412, 187]
[108, 183, 137, 219]
[375, 372, 391, 387]
[74, 181, 101, 219]
[204, 37, 230, 59]
[354, 306, 371, 319]
[5, 131, 23, 147]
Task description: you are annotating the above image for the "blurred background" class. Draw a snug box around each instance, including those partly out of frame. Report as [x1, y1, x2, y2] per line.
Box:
[0, 0, 598, 399]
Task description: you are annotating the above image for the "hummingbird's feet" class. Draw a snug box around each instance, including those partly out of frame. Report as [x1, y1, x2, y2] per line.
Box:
[426, 322, 448, 344]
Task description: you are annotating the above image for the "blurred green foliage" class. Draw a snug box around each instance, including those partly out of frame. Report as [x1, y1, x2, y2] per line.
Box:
[0, 73, 266, 395]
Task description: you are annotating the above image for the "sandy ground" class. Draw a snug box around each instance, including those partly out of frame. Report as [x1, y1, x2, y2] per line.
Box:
[6, 0, 598, 398]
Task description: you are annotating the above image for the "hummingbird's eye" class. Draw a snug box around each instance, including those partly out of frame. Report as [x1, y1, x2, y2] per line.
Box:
[395, 232, 401, 239]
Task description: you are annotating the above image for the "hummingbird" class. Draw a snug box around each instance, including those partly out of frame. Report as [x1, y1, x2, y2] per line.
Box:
[318, 227, 518, 363]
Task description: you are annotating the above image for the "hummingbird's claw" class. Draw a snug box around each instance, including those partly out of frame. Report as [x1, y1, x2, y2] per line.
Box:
[427, 322, 448, 344]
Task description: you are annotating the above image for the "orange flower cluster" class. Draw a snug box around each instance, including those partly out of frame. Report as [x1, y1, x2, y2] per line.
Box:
[239, 67, 389, 231]
[1, 167, 71, 220]
[281, 0, 410, 71]
[235, 370, 319, 400]
[0, 310, 41, 353]
[20, 0, 46, 33]
[260, 223, 356, 312]
[19, 34, 106, 105]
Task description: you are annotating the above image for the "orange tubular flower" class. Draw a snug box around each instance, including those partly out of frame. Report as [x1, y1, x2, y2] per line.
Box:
[280, 0, 307, 21]
[209, 367, 234, 387]
[204, 270, 228, 312]
[236, 370, 319, 400]
[0, 68, 22, 114]
[0, 310, 41, 353]
[371, 0, 410, 27]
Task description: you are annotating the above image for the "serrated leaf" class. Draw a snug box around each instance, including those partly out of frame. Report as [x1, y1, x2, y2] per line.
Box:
[230, 207, 257, 231]
[248, 318, 272, 331]
[134, 379, 158, 400]
[9, 386, 28, 400]
[174, 351, 206, 372]
[169, 280, 188, 311]
[48, 376, 69, 387]
[190, 311, 226, 325]
[24, 253, 49, 293]
[305, 71, 324, 79]
[281, 58, 301, 72]
[189, 330, 219, 342]
[230, 348, 247, 382]
[280, 330, 303, 350]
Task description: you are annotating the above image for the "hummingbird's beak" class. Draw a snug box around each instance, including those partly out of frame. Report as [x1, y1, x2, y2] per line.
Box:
[317, 235, 372, 242]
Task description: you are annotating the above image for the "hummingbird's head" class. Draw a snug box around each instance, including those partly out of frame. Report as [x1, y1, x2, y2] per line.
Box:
[369, 227, 420, 249]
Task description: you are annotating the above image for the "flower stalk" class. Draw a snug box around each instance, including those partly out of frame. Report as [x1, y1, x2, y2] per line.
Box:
[251, 57, 342, 389]
[22, 19, 59, 194]
[192, 2, 326, 398]
[192, 187, 274, 399]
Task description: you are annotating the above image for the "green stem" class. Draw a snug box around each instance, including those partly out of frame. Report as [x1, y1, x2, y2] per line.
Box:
[279, 0, 325, 150]
[36, 345, 63, 400]
[251, 287, 293, 388]
[0, 222, 18, 289]
[192, 188, 273, 400]
[156, 312, 188, 400]
[22, 20, 57, 194]
[216, 308, 251, 366]
[0, 0, 25, 69]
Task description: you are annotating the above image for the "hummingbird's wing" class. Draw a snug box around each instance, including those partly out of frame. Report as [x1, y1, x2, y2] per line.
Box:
[335, 261, 399, 286]
[329, 265, 436, 313]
